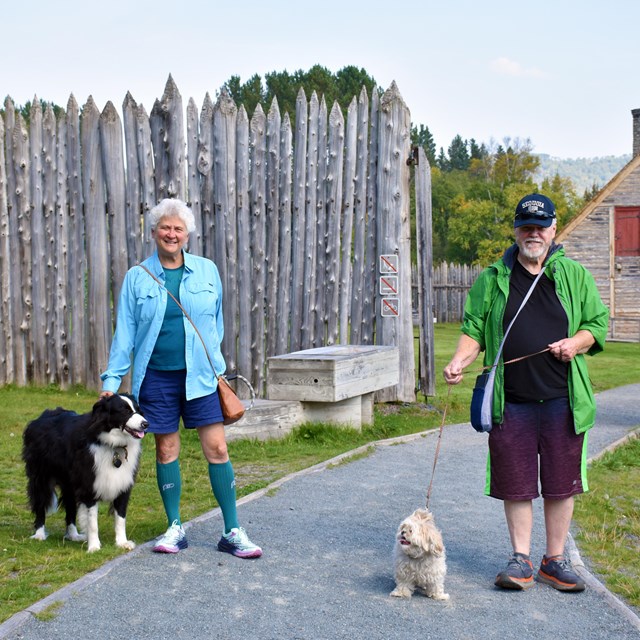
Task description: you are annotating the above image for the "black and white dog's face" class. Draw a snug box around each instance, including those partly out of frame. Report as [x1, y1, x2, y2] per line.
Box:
[93, 394, 148, 441]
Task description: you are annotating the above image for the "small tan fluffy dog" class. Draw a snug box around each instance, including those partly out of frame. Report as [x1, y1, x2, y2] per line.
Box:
[390, 508, 449, 600]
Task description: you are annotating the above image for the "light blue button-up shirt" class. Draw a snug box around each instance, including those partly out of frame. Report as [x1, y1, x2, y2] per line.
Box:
[100, 250, 226, 401]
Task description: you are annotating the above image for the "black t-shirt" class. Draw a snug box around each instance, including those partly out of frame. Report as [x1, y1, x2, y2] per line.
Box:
[502, 260, 569, 402]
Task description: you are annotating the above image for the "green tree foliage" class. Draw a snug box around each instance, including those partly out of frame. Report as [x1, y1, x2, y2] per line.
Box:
[1, 96, 64, 125]
[447, 134, 471, 171]
[433, 137, 584, 265]
[221, 65, 378, 126]
[411, 124, 436, 165]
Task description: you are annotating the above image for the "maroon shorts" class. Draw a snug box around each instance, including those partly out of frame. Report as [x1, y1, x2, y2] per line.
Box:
[486, 397, 588, 501]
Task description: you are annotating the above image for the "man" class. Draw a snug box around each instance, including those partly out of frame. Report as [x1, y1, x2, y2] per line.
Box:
[443, 193, 608, 592]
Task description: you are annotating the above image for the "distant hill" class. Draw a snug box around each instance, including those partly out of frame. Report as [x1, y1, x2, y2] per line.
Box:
[534, 153, 631, 194]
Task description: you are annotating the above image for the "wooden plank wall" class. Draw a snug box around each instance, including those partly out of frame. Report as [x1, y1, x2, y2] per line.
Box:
[417, 263, 482, 324]
[0, 77, 428, 399]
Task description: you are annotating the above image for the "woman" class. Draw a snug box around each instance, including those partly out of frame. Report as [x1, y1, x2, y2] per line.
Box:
[100, 198, 261, 558]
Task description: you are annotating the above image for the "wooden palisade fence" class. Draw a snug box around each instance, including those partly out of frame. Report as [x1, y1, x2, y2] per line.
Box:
[0, 75, 435, 402]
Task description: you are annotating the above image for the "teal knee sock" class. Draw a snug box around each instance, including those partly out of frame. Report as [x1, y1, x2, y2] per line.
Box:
[156, 460, 182, 527]
[208, 461, 239, 533]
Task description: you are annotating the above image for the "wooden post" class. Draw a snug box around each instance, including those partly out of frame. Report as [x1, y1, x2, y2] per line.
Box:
[290, 89, 307, 352]
[265, 97, 281, 357]
[0, 112, 10, 385]
[313, 97, 328, 347]
[362, 88, 379, 345]
[375, 82, 415, 402]
[339, 96, 358, 344]
[42, 105, 58, 383]
[123, 93, 142, 264]
[29, 97, 47, 384]
[325, 102, 344, 345]
[415, 147, 435, 396]
[250, 104, 267, 393]
[301, 92, 319, 349]
[350, 86, 370, 344]
[162, 75, 185, 200]
[186, 97, 202, 255]
[81, 96, 111, 390]
[197, 94, 214, 256]
[100, 101, 128, 313]
[135, 103, 156, 255]
[235, 105, 252, 388]
[213, 89, 238, 371]
[66, 94, 88, 386]
[275, 112, 293, 355]
[12, 111, 31, 385]
[54, 110, 70, 387]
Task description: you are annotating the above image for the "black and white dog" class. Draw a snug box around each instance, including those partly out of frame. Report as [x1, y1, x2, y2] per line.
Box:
[22, 394, 148, 553]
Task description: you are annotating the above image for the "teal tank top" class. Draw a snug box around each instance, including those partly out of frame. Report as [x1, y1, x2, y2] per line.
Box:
[148, 266, 186, 370]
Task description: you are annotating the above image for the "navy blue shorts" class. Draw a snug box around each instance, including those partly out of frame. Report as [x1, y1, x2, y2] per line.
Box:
[138, 368, 224, 434]
[486, 397, 588, 501]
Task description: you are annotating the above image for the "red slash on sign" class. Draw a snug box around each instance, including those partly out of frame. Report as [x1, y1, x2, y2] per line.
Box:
[379, 276, 398, 295]
[379, 254, 399, 274]
[381, 298, 400, 317]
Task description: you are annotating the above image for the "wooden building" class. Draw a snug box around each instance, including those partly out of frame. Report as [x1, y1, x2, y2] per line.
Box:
[556, 109, 640, 342]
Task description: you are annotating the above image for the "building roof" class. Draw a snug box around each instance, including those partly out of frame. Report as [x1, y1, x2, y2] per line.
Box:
[556, 153, 640, 241]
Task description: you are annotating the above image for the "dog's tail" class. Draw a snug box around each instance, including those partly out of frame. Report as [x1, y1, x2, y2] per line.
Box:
[77, 504, 88, 531]
[45, 491, 59, 516]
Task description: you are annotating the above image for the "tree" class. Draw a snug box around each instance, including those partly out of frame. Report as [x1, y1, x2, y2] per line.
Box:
[220, 65, 378, 127]
[221, 73, 265, 114]
[411, 124, 436, 165]
[447, 135, 470, 171]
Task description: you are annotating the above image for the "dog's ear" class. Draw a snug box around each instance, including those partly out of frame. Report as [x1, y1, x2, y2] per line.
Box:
[91, 396, 112, 423]
[425, 528, 445, 556]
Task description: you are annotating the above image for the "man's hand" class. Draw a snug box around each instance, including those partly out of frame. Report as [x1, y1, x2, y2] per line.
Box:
[443, 334, 482, 385]
[548, 330, 595, 362]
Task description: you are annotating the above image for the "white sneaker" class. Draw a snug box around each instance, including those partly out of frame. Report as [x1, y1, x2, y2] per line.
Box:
[152, 520, 188, 554]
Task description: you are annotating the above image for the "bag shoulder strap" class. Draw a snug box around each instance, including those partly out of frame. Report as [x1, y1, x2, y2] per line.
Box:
[489, 266, 546, 371]
[137, 264, 220, 379]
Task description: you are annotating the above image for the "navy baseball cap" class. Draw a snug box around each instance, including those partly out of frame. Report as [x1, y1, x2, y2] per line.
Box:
[514, 193, 556, 228]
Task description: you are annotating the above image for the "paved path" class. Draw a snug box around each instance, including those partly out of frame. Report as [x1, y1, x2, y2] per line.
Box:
[3, 384, 639, 640]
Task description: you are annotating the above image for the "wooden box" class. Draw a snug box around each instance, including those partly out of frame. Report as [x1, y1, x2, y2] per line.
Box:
[266, 345, 399, 402]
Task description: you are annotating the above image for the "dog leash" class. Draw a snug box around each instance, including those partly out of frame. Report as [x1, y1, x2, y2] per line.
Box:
[424, 346, 550, 510]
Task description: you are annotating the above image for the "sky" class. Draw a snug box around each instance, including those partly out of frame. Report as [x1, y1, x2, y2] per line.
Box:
[4, 0, 640, 159]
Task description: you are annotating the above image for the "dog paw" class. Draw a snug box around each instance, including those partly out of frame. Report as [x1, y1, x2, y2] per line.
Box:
[64, 525, 87, 542]
[432, 592, 450, 601]
[86, 543, 101, 553]
[117, 540, 136, 551]
[390, 587, 411, 598]
[30, 527, 48, 541]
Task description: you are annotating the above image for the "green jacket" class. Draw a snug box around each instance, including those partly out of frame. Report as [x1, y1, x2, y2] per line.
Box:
[462, 243, 609, 433]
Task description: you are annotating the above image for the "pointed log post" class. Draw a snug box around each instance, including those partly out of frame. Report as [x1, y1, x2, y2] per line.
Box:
[375, 82, 415, 402]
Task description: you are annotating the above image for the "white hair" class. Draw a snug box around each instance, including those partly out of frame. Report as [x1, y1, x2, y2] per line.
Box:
[148, 199, 196, 233]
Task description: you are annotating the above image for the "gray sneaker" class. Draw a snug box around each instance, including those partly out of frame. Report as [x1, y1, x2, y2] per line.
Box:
[495, 552, 535, 590]
[538, 555, 585, 592]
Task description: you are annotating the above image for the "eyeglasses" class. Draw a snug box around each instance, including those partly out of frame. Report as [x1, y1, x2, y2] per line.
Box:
[514, 211, 555, 221]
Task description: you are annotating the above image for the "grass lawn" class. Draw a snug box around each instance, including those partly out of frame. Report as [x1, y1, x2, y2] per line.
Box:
[0, 323, 639, 622]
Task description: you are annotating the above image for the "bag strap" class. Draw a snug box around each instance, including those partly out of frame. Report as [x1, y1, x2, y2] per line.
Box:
[137, 264, 220, 378]
[488, 266, 546, 373]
